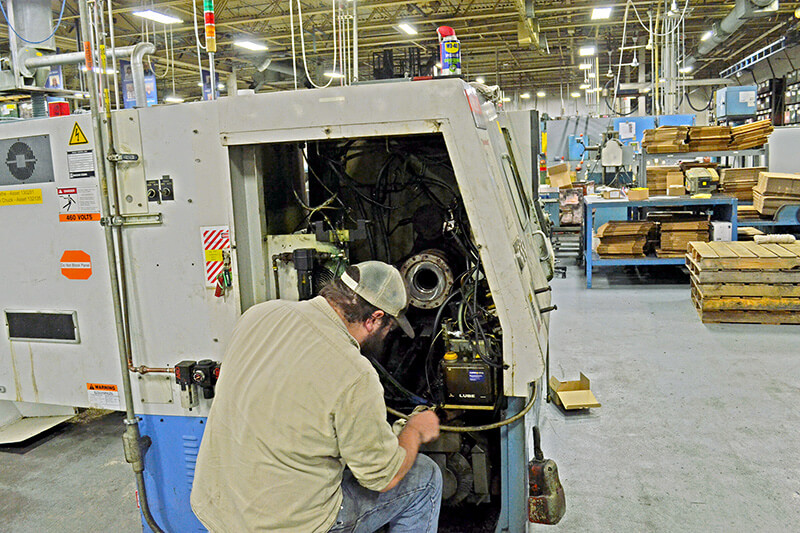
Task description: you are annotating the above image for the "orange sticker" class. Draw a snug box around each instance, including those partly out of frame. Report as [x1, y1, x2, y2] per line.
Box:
[60, 250, 92, 280]
[87, 383, 118, 392]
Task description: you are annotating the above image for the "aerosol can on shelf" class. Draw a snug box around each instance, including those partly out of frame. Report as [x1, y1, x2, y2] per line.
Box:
[437, 26, 461, 76]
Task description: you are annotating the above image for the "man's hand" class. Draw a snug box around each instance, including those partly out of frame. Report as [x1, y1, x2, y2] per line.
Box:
[405, 410, 440, 444]
[382, 411, 441, 492]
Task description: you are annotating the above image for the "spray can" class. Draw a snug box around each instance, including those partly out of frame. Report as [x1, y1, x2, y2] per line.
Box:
[437, 26, 461, 76]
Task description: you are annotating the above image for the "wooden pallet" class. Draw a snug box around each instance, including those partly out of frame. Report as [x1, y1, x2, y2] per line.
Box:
[690, 276, 800, 298]
[692, 307, 800, 325]
[686, 255, 800, 283]
[687, 241, 800, 271]
[691, 286, 800, 311]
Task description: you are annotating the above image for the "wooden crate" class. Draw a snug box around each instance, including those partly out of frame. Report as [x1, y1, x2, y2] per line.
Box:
[687, 241, 800, 324]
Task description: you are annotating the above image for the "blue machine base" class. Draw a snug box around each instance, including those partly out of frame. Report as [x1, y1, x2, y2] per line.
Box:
[138, 414, 208, 533]
[137, 399, 534, 533]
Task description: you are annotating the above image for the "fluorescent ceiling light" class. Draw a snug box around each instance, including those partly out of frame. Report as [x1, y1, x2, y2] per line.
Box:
[536, 91, 546, 97]
[579, 62, 592, 70]
[501, 97, 511, 102]
[571, 91, 581, 98]
[217, 83, 226, 90]
[579, 46, 596, 56]
[587, 72, 596, 78]
[398, 23, 418, 35]
[324, 71, 345, 79]
[435, 62, 442, 69]
[165, 95, 184, 103]
[679, 65, 693, 73]
[579, 83, 590, 89]
[133, 10, 182, 24]
[234, 40, 268, 51]
[591, 7, 612, 19]
[476, 77, 486, 84]
[520, 92, 531, 99]
[80, 66, 116, 74]
[701, 30, 713, 41]
[197, 81, 204, 87]
[641, 87, 652, 93]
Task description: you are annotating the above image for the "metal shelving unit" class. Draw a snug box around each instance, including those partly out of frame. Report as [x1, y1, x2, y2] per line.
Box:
[583, 196, 738, 288]
[637, 147, 768, 186]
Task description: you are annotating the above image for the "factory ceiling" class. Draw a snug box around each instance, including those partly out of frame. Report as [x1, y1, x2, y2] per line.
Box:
[4, 0, 800, 99]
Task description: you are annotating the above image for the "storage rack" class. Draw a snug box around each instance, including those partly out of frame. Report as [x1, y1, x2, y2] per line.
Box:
[784, 69, 800, 125]
[756, 78, 784, 126]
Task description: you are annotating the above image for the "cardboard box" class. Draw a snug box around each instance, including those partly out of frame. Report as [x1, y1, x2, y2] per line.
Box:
[754, 172, 800, 197]
[547, 162, 572, 189]
[711, 221, 733, 241]
[601, 189, 625, 199]
[667, 185, 684, 196]
[666, 173, 684, 189]
[549, 373, 601, 410]
[627, 187, 650, 201]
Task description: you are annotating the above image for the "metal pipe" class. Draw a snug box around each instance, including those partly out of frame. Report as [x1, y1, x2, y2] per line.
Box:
[78, 1, 164, 532]
[131, 42, 156, 107]
[107, 0, 121, 110]
[23, 44, 143, 69]
[352, 0, 358, 82]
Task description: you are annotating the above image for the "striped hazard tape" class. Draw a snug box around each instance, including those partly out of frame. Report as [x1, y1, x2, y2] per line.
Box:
[201, 226, 231, 287]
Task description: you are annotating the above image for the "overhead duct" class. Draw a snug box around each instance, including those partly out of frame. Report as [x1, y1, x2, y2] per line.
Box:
[684, 0, 779, 69]
[5, 0, 55, 88]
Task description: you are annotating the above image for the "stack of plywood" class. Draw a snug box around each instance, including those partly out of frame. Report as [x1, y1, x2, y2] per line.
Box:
[719, 166, 765, 201]
[737, 205, 762, 220]
[642, 127, 689, 153]
[687, 241, 800, 324]
[752, 172, 800, 215]
[686, 125, 732, 152]
[657, 220, 709, 258]
[596, 221, 655, 258]
[646, 165, 681, 195]
[729, 120, 774, 150]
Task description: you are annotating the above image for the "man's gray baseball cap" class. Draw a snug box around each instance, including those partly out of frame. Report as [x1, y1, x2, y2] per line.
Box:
[341, 261, 415, 338]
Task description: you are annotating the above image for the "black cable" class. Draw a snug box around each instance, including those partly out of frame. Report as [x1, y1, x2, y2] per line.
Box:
[684, 90, 714, 112]
[368, 356, 431, 406]
[603, 79, 640, 116]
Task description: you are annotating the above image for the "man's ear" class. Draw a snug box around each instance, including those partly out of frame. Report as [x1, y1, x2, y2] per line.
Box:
[366, 310, 386, 332]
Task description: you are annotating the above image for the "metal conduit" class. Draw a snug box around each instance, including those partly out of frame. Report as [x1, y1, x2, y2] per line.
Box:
[77, 1, 164, 531]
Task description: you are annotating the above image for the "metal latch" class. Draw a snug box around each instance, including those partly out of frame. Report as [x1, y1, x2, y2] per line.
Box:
[107, 153, 140, 162]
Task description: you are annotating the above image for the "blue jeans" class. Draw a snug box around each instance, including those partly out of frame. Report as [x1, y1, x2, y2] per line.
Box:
[328, 454, 443, 533]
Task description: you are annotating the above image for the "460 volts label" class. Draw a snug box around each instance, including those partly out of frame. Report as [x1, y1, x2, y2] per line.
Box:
[58, 187, 100, 222]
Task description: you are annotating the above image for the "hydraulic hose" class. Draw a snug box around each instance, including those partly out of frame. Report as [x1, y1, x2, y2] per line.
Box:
[386, 386, 537, 433]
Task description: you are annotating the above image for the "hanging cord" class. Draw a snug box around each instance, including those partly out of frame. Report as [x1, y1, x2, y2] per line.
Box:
[0, 0, 67, 45]
[612, 1, 631, 111]
[297, 0, 337, 88]
[149, 25, 172, 78]
[289, 0, 298, 89]
[628, 0, 689, 38]
[193, 0, 207, 89]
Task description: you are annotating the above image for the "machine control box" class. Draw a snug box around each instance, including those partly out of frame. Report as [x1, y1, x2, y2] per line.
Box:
[441, 356, 495, 405]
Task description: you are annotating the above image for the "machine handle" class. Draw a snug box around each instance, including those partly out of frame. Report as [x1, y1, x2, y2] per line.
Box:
[532, 230, 555, 272]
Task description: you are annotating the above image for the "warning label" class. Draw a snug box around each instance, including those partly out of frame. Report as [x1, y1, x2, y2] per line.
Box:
[87, 383, 120, 410]
[69, 123, 89, 145]
[0, 188, 42, 206]
[201, 226, 231, 287]
[67, 149, 95, 179]
[60, 250, 92, 280]
[58, 187, 100, 222]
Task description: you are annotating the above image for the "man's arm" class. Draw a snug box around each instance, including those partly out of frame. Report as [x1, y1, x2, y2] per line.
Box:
[381, 411, 440, 492]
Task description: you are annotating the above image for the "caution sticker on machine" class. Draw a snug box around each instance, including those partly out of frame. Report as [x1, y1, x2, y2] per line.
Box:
[58, 187, 100, 222]
[67, 149, 95, 179]
[86, 383, 121, 410]
[201, 226, 231, 287]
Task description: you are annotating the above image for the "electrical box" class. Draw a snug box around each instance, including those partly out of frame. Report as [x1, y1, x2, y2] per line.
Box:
[716, 86, 757, 121]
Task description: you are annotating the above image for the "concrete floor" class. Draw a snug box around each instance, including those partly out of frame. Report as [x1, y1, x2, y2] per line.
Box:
[2, 264, 799, 532]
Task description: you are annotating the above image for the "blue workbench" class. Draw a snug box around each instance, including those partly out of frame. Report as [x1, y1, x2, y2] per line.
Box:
[583, 196, 738, 288]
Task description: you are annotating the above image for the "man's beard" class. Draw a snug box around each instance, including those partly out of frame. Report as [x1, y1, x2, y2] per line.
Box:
[360, 325, 389, 358]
